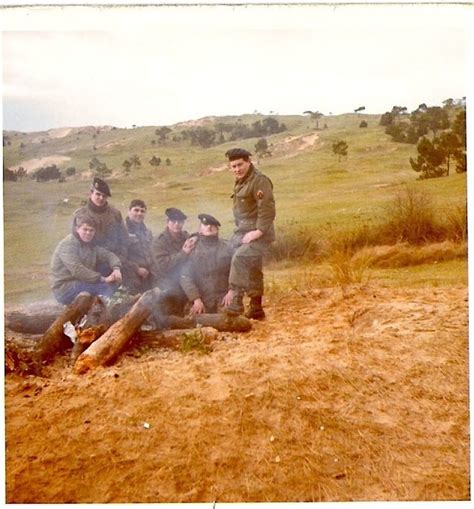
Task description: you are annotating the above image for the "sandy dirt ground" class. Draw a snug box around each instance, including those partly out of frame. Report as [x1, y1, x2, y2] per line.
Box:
[10, 155, 72, 174]
[202, 133, 320, 176]
[5, 284, 469, 503]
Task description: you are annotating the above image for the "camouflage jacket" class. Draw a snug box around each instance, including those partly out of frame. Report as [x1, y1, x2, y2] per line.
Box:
[50, 232, 121, 300]
[72, 200, 129, 259]
[152, 228, 190, 288]
[180, 235, 233, 312]
[232, 164, 275, 242]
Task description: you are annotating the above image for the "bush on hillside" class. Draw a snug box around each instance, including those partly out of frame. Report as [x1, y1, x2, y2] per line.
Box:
[269, 226, 327, 262]
[33, 165, 62, 182]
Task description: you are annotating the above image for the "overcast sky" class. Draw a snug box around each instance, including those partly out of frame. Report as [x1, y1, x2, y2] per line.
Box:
[1, 3, 472, 132]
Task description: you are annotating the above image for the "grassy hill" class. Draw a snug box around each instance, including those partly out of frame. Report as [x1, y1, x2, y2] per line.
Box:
[3, 112, 467, 304]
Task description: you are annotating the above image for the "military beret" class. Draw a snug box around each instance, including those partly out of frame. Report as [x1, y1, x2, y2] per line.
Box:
[91, 176, 111, 197]
[130, 199, 147, 210]
[165, 207, 187, 221]
[225, 148, 252, 161]
[198, 213, 221, 227]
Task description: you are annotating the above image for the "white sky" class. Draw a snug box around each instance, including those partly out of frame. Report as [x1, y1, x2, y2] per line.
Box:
[1, 2, 473, 131]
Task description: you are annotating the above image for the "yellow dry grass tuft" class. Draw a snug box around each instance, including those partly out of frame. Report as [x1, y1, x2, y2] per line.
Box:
[353, 240, 467, 268]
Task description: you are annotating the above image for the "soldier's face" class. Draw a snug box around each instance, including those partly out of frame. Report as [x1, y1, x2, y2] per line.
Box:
[229, 158, 251, 179]
[199, 223, 219, 237]
[128, 206, 146, 224]
[167, 219, 184, 235]
[90, 189, 107, 207]
[76, 223, 96, 243]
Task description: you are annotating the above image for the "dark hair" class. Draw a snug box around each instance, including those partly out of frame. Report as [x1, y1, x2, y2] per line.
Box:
[130, 199, 147, 210]
[75, 212, 98, 229]
[225, 148, 252, 162]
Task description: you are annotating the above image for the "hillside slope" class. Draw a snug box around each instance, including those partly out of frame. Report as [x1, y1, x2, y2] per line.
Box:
[3, 113, 467, 303]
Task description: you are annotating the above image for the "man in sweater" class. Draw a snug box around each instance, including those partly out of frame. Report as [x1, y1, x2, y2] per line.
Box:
[50, 213, 122, 305]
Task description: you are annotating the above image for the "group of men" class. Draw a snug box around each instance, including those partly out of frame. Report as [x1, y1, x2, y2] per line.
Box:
[50, 148, 276, 320]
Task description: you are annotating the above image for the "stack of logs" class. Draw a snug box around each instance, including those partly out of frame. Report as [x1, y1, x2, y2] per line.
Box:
[5, 289, 252, 376]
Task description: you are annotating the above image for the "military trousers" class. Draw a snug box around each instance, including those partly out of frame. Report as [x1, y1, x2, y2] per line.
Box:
[229, 235, 270, 297]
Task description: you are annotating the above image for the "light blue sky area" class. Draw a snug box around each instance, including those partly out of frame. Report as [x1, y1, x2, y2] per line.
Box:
[1, 3, 472, 132]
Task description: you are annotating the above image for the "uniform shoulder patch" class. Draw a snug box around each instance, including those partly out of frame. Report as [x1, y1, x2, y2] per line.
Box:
[256, 190, 264, 199]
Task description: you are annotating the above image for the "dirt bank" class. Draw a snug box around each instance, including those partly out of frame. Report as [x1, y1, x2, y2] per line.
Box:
[5, 284, 469, 502]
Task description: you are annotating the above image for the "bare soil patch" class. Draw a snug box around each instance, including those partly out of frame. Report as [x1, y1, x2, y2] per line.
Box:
[201, 133, 321, 176]
[11, 155, 72, 174]
[5, 285, 469, 502]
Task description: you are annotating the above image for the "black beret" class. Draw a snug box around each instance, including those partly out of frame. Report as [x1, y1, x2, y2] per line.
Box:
[165, 207, 187, 221]
[91, 177, 111, 197]
[198, 213, 221, 227]
[129, 199, 146, 209]
[225, 148, 252, 161]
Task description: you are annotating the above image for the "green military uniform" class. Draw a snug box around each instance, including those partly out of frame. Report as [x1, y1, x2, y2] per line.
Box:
[72, 201, 129, 260]
[50, 232, 121, 303]
[122, 217, 156, 294]
[229, 164, 276, 297]
[152, 228, 191, 315]
[180, 234, 233, 313]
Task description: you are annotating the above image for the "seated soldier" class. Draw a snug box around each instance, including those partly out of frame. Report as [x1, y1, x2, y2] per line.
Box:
[50, 213, 122, 305]
[122, 199, 155, 295]
[180, 214, 234, 315]
[72, 177, 129, 274]
[152, 207, 197, 315]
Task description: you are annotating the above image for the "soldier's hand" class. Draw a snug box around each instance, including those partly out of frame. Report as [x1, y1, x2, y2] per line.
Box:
[242, 229, 263, 244]
[222, 289, 234, 308]
[190, 298, 205, 315]
[104, 269, 121, 284]
[182, 236, 197, 254]
[137, 267, 149, 279]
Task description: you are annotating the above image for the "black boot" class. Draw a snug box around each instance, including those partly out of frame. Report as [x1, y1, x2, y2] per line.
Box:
[245, 296, 266, 320]
[224, 289, 244, 316]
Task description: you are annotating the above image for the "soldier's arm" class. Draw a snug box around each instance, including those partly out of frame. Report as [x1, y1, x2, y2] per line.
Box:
[179, 260, 201, 303]
[58, 242, 104, 284]
[97, 246, 122, 272]
[254, 175, 276, 234]
[153, 236, 189, 274]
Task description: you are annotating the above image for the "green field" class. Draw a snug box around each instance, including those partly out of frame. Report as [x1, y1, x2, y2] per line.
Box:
[3, 112, 467, 304]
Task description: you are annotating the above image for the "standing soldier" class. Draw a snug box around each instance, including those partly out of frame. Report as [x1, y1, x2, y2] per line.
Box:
[72, 177, 129, 273]
[180, 214, 234, 314]
[122, 199, 156, 295]
[152, 207, 197, 314]
[223, 148, 276, 319]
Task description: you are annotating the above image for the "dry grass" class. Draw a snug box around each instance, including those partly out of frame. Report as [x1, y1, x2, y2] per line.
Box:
[5, 286, 469, 502]
[352, 240, 467, 268]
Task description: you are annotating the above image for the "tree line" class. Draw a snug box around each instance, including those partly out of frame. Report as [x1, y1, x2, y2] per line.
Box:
[380, 98, 466, 179]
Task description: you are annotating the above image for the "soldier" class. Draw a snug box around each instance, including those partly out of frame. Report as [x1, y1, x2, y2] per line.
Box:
[152, 207, 197, 315]
[122, 199, 155, 295]
[72, 177, 129, 273]
[180, 214, 234, 315]
[50, 213, 122, 305]
[223, 148, 276, 320]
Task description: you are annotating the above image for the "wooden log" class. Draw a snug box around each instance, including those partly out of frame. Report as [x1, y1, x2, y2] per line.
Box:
[74, 289, 156, 374]
[33, 292, 96, 366]
[161, 313, 252, 332]
[5, 300, 64, 334]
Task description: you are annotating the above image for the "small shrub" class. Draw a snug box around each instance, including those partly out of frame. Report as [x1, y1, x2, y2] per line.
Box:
[326, 248, 371, 287]
[269, 226, 327, 262]
[359, 120, 368, 128]
[445, 204, 467, 242]
[180, 328, 212, 354]
[379, 186, 444, 245]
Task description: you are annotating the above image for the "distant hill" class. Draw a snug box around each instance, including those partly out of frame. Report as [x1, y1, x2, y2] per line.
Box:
[3, 111, 466, 303]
